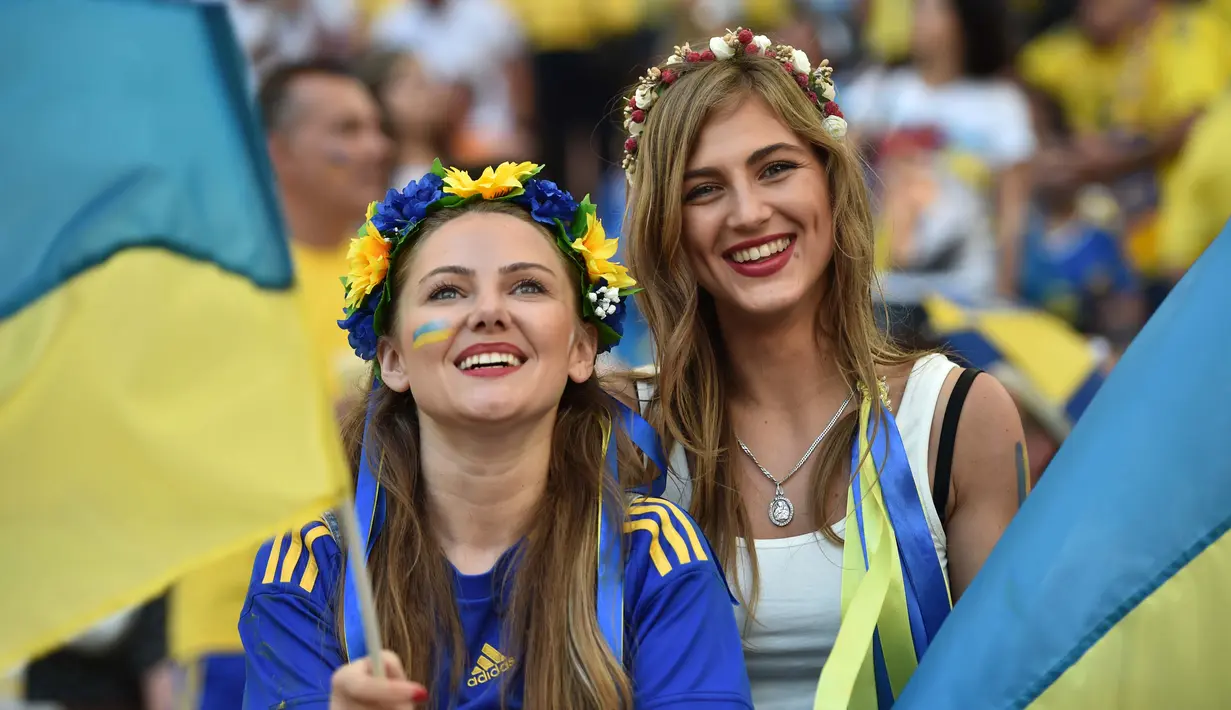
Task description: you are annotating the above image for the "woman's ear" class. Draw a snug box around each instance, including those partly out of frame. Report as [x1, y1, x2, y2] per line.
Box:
[568, 322, 599, 384]
[376, 337, 412, 393]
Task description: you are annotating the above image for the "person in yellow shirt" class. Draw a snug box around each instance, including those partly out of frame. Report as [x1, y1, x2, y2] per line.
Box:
[173, 59, 390, 710]
[260, 59, 391, 412]
[1157, 90, 1231, 281]
[1018, 0, 1231, 310]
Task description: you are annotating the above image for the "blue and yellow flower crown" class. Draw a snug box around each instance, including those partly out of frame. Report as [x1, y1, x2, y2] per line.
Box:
[337, 160, 638, 361]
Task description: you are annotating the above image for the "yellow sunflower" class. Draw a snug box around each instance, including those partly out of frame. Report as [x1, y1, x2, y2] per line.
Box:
[343, 220, 391, 309]
[570, 212, 637, 290]
[442, 161, 539, 199]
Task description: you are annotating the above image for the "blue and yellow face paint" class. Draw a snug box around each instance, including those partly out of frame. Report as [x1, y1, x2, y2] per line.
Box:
[412, 319, 452, 349]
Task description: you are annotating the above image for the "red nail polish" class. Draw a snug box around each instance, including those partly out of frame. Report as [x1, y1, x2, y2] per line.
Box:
[411, 687, 429, 703]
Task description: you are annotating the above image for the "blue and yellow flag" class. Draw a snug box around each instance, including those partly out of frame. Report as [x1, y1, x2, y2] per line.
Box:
[897, 220, 1231, 707]
[0, 0, 347, 670]
[923, 295, 1106, 441]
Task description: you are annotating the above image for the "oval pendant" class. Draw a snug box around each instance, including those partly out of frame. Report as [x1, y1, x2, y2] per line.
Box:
[768, 494, 794, 527]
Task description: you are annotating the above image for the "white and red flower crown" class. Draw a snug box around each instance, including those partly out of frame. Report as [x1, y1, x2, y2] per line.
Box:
[621, 28, 846, 178]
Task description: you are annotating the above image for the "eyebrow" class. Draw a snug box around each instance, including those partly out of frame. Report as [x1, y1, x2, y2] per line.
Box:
[682, 142, 800, 181]
[418, 262, 555, 285]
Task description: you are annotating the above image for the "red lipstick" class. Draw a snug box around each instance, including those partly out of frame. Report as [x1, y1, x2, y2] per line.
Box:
[723, 234, 795, 278]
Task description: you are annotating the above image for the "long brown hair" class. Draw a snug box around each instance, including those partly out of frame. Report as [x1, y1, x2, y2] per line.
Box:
[623, 53, 916, 616]
[340, 200, 642, 708]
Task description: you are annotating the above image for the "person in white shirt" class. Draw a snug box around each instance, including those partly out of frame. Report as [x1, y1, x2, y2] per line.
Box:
[618, 27, 1026, 709]
[843, 0, 1036, 303]
[370, 0, 533, 167]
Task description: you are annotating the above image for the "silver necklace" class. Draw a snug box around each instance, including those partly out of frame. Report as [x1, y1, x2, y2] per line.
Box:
[736, 393, 853, 527]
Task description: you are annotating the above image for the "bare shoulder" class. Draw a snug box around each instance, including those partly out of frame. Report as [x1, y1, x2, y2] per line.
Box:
[938, 371, 1024, 499]
[936, 371, 1026, 598]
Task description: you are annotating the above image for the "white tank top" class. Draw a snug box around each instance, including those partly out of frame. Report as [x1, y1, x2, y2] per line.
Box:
[641, 354, 955, 709]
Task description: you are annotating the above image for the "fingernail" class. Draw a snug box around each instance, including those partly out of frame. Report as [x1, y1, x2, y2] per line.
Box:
[411, 687, 429, 702]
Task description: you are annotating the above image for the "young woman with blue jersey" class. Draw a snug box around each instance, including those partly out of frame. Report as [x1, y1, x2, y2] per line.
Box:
[237, 162, 753, 709]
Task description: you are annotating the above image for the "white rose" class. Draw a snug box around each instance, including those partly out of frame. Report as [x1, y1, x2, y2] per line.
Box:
[709, 36, 735, 60]
[634, 85, 656, 110]
[753, 35, 772, 52]
[819, 80, 836, 101]
[665, 54, 683, 65]
[791, 49, 811, 75]
[626, 119, 644, 136]
[822, 115, 848, 141]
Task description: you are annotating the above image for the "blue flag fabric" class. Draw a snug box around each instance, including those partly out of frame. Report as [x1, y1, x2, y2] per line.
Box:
[897, 221, 1231, 708]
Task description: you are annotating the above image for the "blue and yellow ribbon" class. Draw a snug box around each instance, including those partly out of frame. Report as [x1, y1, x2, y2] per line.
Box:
[816, 390, 952, 708]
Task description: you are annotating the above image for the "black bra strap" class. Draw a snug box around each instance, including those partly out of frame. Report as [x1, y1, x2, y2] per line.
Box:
[933, 368, 982, 523]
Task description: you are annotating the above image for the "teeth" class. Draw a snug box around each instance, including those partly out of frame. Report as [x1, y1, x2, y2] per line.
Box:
[458, 352, 524, 371]
[730, 237, 791, 263]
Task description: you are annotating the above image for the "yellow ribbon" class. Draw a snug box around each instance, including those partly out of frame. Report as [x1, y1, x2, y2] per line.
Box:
[814, 394, 918, 708]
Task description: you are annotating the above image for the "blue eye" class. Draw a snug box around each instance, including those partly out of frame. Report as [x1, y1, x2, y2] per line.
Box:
[513, 278, 547, 295]
[428, 284, 461, 300]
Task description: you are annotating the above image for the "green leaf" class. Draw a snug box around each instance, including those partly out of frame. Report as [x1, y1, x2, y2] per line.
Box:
[524, 163, 544, 180]
[570, 198, 597, 241]
[618, 286, 643, 298]
[430, 158, 446, 177]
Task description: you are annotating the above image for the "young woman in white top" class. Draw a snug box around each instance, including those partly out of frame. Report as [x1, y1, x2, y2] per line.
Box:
[618, 28, 1026, 709]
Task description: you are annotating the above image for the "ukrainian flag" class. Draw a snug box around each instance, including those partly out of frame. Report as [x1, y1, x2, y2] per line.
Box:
[0, 0, 347, 670]
[897, 221, 1231, 707]
[922, 296, 1106, 442]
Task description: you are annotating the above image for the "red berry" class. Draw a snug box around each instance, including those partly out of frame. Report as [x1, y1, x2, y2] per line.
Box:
[624, 136, 638, 152]
[737, 29, 754, 45]
[781, 62, 792, 72]
[795, 73, 808, 87]
[745, 43, 759, 55]
[686, 51, 701, 62]
[628, 95, 638, 108]
[662, 69, 677, 84]
[700, 49, 716, 61]
[631, 109, 646, 123]
[824, 102, 843, 117]
[807, 90, 818, 103]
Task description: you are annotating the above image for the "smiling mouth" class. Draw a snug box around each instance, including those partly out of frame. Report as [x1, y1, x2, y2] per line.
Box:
[727, 236, 793, 263]
[456, 352, 524, 371]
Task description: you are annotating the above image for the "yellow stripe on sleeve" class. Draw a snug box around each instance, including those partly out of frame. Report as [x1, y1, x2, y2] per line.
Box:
[261, 533, 284, 584]
[628, 504, 691, 565]
[645, 497, 708, 562]
[279, 531, 304, 583]
[624, 519, 672, 576]
[298, 524, 331, 594]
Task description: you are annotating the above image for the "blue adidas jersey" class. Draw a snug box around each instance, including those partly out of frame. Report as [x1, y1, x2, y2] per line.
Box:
[238, 497, 752, 709]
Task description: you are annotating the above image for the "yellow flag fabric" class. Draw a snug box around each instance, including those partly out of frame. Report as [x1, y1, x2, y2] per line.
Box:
[0, 250, 348, 671]
[0, 0, 347, 671]
[1030, 529, 1231, 709]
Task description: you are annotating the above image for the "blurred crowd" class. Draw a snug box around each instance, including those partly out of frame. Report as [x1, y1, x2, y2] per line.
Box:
[8, 0, 1230, 707]
[222, 0, 1231, 374]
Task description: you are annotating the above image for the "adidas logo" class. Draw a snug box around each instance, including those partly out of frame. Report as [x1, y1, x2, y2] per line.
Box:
[467, 643, 516, 687]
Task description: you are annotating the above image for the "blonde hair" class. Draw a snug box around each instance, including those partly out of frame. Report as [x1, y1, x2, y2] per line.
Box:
[624, 53, 915, 616]
[341, 200, 641, 708]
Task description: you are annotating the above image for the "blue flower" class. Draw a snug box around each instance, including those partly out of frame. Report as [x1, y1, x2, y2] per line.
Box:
[515, 179, 578, 226]
[598, 297, 628, 354]
[371, 173, 445, 234]
[337, 286, 382, 360]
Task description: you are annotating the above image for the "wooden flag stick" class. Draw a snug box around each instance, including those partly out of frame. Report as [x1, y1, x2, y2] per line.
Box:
[337, 498, 386, 678]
